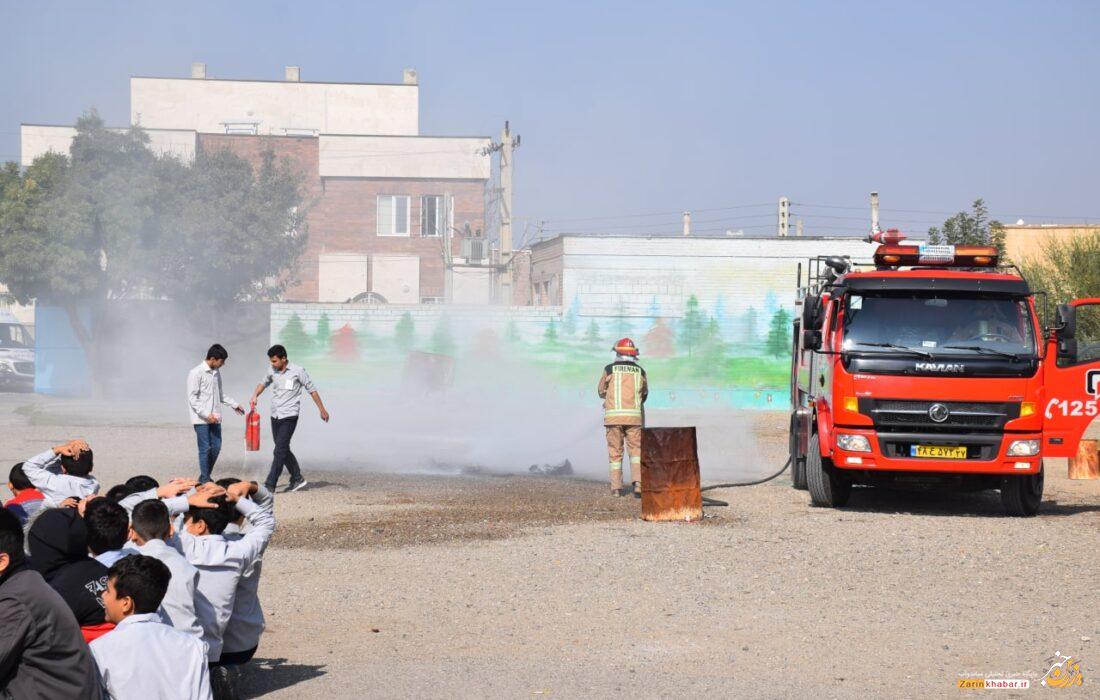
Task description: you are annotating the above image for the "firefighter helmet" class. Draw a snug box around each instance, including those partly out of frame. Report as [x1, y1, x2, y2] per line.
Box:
[613, 337, 639, 356]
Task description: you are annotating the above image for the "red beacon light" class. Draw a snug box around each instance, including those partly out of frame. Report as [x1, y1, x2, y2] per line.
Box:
[866, 228, 908, 245]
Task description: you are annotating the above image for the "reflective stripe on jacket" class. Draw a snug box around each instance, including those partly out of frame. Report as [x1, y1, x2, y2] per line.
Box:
[598, 361, 648, 426]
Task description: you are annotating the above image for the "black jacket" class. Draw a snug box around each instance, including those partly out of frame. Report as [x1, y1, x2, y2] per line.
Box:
[26, 509, 109, 627]
[0, 563, 101, 699]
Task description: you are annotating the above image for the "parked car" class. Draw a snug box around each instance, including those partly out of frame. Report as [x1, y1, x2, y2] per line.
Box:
[0, 310, 34, 391]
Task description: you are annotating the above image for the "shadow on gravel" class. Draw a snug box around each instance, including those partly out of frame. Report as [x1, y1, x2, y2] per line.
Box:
[837, 486, 1099, 518]
[240, 657, 326, 698]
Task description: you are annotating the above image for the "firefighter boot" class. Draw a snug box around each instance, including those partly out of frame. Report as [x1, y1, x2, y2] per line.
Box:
[610, 468, 624, 496]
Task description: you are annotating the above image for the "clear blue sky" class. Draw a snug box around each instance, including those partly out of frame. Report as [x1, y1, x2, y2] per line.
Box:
[2, 1, 1098, 240]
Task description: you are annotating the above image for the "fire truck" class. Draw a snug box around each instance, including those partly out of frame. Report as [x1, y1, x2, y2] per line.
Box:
[789, 230, 1100, 516]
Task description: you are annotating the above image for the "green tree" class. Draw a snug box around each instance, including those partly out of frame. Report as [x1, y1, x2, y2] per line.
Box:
[927, 199, 1006, 258]
[1020, 230, 1100, 335]
[505, 318, 520, 343]
[678, 294, 706, 356]
[315, 312, 332, 353]
[543, 317, 559, 346]
[394, 311, 415, 351]
[584, 319, 601, 346]
[765, 308, 793, 357]
[430, 314, 455, 355]
[279, 313, 314, 355]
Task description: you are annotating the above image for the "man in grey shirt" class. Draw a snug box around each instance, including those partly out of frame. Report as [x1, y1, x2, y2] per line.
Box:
[249, 344, 330, 492]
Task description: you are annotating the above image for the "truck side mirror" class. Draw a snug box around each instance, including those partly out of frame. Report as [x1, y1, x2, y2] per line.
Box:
[1056, 304, 1078, 363]
[802, 329, 822, 351]
[802, 296, 823, 330]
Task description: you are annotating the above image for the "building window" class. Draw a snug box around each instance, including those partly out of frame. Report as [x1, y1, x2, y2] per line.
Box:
[421, 195, 444, 237]
[377, 195, 410, 236]
[222, 122, 258, 135]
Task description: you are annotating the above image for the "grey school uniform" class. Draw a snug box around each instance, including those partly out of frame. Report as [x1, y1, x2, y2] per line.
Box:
[261, 363, 316, 488]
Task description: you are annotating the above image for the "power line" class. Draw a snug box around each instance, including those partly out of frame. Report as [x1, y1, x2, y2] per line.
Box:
[540, 202, 772, 224]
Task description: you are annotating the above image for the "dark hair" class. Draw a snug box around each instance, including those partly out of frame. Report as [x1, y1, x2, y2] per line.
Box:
[215, 477, 241, 489]
[267, 344, 288, 359]
[105, 484, 134, 502]
[60, 449, 94, 477]
[125, 475, 159, 492]
[206, 344, 229, 361]
[185, 495, 236, 535]
[8, 463, 31, 491]
[83, 499, 130, 555]
[130, 499, 171, 542]
[108, 554, 170, 614]
[0, 508, 24, 567]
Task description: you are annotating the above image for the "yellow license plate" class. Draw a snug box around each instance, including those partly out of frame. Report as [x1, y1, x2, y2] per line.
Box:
[911, 445, 967, 459]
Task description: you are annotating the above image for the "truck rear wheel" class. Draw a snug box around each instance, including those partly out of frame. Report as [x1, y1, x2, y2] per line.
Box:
[789, 413, 807, 490]
[806, 432, 851, 507]
[1000, 465, 1043, 517]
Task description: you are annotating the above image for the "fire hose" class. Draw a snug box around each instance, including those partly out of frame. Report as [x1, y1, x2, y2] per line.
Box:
[699, 455, 793, 507]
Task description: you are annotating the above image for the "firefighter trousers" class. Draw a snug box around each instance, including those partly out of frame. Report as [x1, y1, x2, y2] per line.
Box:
[605, 424, 642, 487]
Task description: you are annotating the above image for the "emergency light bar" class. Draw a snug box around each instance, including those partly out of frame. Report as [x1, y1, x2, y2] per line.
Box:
[873, 243, 999, 268]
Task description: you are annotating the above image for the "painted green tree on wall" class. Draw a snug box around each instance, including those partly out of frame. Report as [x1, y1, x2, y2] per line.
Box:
[315, 312, 332, 353]
[430, 315, 455, 355]
[765, 308, 793, 357]
[543, 317, 559, 347]
[678, 295, 706, 356]
[584, 319, 601, 347]
[562, 297, 579, 336]
[613, 300, 632, 338]
[394, 312, 415, 351]
[280, 313, 315, 355]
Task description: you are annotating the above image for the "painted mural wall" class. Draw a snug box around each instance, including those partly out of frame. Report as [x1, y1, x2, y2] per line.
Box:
[271, 237, 873, 410]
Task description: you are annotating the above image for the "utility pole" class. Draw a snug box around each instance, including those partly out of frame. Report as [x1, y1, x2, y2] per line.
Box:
[870, 191, 880, 234]
[682, 211, 691, 236]
[777, 196, 790, 237]
[481, 121, 521, 303]
[796, 219, 804, 237]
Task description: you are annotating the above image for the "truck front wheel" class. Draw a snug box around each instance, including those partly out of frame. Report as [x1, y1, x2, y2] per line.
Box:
[806, 432, 851, 507]
[1000, 465, 1043, 517]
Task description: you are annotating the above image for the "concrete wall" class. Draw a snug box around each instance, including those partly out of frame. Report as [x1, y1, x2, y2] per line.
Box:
[531, 235, 875, 320]
[319, 135, 491, 180]
[1003, 224, 1100, 264]
[131, 77, 419, 136]
[21, 124, 197, 165]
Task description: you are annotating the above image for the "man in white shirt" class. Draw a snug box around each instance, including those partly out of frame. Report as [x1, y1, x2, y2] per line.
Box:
[127, 498, 211, 648]
[90, 554, 212, 700]
[187, 344, 245, 484]
[249, 344, 330, 493]
[20, 439, 99, 507]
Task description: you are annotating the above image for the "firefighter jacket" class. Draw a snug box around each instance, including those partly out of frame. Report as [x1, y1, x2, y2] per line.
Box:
[598, 361, 648, 426]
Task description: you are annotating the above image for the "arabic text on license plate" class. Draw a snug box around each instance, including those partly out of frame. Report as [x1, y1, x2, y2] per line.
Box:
[911, 444, 967, 459]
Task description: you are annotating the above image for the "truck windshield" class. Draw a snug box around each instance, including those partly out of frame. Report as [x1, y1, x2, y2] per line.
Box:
[842, 292, 1036, 357]
[0, 323, 33, 349]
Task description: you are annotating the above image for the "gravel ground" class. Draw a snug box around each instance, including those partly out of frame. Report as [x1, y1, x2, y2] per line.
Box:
[2, 393, 1098, 698]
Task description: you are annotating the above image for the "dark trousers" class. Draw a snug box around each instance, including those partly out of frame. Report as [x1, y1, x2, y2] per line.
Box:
[265, 416, 301, 488]
[194, 423, 223, 483]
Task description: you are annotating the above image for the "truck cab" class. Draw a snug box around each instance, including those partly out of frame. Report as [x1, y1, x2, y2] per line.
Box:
[789, 232, 1100, 516]
[0, 310, 34, 391]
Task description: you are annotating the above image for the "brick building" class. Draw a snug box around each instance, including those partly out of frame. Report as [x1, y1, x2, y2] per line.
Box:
[21, 64, 493, 304]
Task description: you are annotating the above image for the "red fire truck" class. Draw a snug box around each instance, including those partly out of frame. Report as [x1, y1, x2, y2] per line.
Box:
[789, 231, 1100, 515]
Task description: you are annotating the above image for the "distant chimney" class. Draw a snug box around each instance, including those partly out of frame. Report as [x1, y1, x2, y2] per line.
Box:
[191, 62, 207, 79]
[403, 68, 418, 85]
[285, 65, 301, 82]
[682, 211, 691, 236]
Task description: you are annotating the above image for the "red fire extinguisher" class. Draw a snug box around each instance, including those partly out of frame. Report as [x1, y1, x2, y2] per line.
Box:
[245, 403, 261, 452]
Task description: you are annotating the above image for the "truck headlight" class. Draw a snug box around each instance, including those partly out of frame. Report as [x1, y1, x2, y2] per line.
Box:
[1007, 440, 1040, 457]
[837, 434, 871, 452]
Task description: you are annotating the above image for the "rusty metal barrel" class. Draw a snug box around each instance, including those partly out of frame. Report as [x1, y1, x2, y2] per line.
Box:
[640, 427, 703, 522]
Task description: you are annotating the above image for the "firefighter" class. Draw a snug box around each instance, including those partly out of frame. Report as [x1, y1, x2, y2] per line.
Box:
[598, 338, 648, 497]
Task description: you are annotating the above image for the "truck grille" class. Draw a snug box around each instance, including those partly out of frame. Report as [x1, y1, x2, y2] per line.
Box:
[859, 398, 1019, 432]
[14, 362, 33, 375]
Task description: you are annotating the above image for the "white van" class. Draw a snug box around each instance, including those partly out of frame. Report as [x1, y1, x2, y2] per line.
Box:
[0, 310, 34, 391]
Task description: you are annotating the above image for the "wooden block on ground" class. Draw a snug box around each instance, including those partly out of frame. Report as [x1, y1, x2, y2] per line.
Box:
[640, 427, 703, 522]
[1068, 439, 1099, 480]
